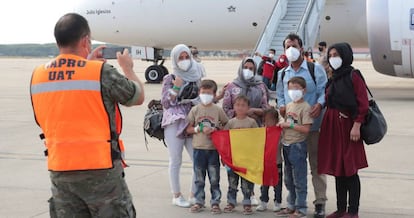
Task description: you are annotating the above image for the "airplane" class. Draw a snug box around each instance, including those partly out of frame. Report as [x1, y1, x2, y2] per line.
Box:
[73, 0, 414, 82]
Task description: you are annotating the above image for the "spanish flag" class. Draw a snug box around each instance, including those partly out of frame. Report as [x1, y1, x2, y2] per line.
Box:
[211, 126, 282, 186]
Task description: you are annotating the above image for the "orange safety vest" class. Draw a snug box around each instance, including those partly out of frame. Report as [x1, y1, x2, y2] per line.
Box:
[30, 54, 126, 171]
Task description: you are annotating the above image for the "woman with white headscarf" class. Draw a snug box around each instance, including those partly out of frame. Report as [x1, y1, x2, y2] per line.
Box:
[160, 44, 203, 207]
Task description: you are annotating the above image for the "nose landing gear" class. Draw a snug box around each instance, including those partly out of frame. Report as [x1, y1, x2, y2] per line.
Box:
[142, 48, 169, 83]
[145, 60, 168, 83]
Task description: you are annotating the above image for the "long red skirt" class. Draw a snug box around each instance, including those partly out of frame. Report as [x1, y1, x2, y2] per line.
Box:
[318, 108, 368, 177]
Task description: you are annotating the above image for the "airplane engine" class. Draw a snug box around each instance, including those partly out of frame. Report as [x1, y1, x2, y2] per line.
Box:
[367, 0, 414, 78]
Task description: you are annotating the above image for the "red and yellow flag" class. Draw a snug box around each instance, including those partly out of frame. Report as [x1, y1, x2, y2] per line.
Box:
[211, 126, 282, 186]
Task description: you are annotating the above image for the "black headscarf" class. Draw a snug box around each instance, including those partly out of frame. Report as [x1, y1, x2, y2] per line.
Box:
[326, 42, 358, 116]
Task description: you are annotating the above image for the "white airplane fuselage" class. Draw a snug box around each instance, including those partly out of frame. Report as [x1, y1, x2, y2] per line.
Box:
[78, 0, 275, 50]
[74, 0, 414, 79]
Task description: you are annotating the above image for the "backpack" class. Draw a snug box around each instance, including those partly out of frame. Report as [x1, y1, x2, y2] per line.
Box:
[143, 99, 166, 148]
[278, 61, 316, 85]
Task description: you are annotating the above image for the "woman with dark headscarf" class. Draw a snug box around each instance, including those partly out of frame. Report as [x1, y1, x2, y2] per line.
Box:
[318, 43, 369, 218]
[161, 44, 203, 208]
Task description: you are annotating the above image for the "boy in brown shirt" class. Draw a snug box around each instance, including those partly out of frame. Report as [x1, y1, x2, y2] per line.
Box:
[186, 79, 229, 214]
[223, 95, 258, 215]
[276, 76, 313, 218]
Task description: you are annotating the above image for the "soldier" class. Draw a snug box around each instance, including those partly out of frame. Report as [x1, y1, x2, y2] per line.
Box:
[30, 13, 144, 217]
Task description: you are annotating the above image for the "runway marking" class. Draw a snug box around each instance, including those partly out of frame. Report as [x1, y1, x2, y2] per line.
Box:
[1, 152, 413, 181]
[0, 152, 193, 168]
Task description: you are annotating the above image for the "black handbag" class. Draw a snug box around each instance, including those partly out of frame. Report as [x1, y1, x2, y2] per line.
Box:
[356, 71, 387, 144]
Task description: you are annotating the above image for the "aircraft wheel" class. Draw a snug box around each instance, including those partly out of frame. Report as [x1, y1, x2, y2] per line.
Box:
[145, 65, 164, 83]
[160, 65, 169, 78]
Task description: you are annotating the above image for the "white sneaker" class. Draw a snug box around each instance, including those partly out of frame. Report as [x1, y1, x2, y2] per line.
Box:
[172, 195, 191, 208]
[250, 195, 259, 206]
[256, 201, 267, 211]
[273, 202, 282, 212]
[188, 197, 196, 205]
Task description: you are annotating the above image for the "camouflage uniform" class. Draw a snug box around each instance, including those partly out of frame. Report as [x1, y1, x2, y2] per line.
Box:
[48, 64, 140, 218]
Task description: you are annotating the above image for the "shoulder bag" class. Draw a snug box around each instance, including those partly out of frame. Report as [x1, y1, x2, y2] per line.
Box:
[354, 70, 387, 145]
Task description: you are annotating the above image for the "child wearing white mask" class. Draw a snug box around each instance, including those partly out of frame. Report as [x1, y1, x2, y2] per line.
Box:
[276, 76, 313, 218]
[186, 79, 229, 214]
[222, 57, 270, 207]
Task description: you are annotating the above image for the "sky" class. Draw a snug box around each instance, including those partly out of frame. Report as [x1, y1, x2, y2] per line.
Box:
[0, 0, 81, 44]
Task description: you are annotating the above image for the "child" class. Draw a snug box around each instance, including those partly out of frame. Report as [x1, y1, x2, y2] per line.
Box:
[276, 76, 313, 218]
[223, 95, 258, 215]
[256, 108, 283, 212]
[186, 79, 229, 214]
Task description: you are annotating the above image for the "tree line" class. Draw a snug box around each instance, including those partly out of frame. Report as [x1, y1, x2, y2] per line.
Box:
[0, 44, 59, 57]
[0, 43, 250, 58]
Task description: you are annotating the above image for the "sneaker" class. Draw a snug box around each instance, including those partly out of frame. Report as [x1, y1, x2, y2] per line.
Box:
[314, 204, 325, 218]
[256, 201, 267, 211]
[273, 202, 282, 212]
[172, 195, 191, 208]
[188, 197, 196, 205]
[275, 208, 295, 217]
[250, 195, 259, 206]
[326, 211, 347, 218]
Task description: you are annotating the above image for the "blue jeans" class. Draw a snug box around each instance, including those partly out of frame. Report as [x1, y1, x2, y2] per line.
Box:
[226, 169, 254, 206]
[262, 77, 272, 89]
[193, 149, 221, 206]
[259, 163, 283, 204]
[283, 141, 308, 215]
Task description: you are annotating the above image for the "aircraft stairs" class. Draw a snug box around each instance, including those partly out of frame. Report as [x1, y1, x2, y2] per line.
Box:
[254, 0, 326, 59]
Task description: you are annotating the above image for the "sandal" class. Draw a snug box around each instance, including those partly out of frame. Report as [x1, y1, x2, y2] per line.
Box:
[243, 205, 253, 215]
[275, 208, 295, 216]
[223, 203, 235, 213]
[210, 204, 222, 214]
[189, 203, 203, 213]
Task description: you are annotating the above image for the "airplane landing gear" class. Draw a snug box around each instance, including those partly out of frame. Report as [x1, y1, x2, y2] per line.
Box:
[142, 48, 169, 83]
[145, 60, 168, 83]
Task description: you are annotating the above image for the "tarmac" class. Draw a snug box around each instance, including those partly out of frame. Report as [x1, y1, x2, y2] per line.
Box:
[0, 58, 414, 218]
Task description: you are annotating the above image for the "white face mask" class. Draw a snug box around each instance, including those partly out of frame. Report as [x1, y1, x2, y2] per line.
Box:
[329, 57, 343, 70]
[177, 59, 191, 71]
[288, 89, 303, 102]
[199, 93, 214, 105]
[285, 47, 301, 62]
[242, 69, 254, 80]
[269, 53, 275, 58]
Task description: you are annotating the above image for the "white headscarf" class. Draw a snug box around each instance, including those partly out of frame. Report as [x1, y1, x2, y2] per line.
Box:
[171, 44, 203, 82]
